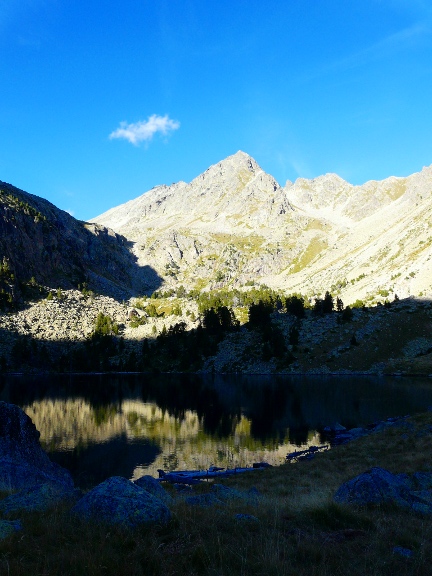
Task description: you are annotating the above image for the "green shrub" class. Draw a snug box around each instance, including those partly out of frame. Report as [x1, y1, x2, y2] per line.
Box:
[93, 312, 119, 336]
[146, 303, 159, 318]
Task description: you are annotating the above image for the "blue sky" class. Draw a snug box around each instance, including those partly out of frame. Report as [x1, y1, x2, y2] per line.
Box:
[1, 0, 432, 221]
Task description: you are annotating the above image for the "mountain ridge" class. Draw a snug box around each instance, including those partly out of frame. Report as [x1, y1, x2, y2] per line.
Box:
[3, 158, 432, 375]
[93, 152, 432, 304]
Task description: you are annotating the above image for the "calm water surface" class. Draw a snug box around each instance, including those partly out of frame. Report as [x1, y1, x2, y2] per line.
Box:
[1, 373, 432, 488]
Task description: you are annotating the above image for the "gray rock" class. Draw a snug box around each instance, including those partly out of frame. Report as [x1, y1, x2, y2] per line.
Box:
[348, 427, 366, 437]
[413, 472, 432, 490]
[0, 519, 22, 540]
[212, 484, 248, 502]
[0, 401, 74, 491]
[409, 490, 432, 509]
[334, 467, 411, 507]
[0, 483, 78, 515]
[134, 475, 173, 506]
[72, 476, 171, 527]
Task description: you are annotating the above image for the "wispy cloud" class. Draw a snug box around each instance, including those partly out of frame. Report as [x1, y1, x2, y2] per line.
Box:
[287, 155, 315, 180]
[109, 114, 180, 145]
[335, 22, 429, 70]
[301, 21, 431, 83]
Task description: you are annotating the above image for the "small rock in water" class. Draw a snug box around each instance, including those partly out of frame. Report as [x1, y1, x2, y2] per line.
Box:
[324, 422, 346, 433]
[331, 422, 346, 432]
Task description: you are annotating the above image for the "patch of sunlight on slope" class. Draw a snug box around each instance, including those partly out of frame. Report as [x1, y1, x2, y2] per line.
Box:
[290, 237, 328, 274]
[387, 179, 407, 201]
[236, 168, 255, 192]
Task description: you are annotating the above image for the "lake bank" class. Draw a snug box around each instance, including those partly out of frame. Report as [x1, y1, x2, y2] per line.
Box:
[2, 407, 432, 575]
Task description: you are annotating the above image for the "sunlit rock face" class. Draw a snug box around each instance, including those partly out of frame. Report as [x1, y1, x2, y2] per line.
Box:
[94, 152, 432, 302]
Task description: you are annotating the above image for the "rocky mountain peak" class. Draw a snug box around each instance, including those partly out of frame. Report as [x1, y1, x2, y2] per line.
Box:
[94, 151, 283, 235]
[92, 152, 432, 301]
[189, 150, 268, 190]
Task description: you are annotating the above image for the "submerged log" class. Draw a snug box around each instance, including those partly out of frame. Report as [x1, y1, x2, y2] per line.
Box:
[157, 463, 270, 483]
[286, 445, 329, 462]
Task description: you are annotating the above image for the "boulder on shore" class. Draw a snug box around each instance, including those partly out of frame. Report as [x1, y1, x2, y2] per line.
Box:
[0, 482, 78, 516]
[0, 401, 74, 491]
[334, 467, 432, 513]
[134, 475, 173, 506]
[334, 467, 411, 507]
[72, 476, 171, 527]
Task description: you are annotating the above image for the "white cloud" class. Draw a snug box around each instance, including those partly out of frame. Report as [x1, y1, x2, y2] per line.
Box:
[109, 114, 180, 145]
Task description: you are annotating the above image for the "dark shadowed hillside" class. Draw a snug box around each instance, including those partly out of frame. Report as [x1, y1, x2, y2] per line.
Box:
[0, 181, 162, 304]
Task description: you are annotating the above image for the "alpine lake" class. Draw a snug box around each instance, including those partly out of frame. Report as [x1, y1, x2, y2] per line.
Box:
[2, 373, 432, 489]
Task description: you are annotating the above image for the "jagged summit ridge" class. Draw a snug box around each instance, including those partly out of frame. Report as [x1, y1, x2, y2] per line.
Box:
[95, 151, 288, 235]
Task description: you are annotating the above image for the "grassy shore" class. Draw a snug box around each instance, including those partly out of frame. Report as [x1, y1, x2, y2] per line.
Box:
[1, 412, 432, 575]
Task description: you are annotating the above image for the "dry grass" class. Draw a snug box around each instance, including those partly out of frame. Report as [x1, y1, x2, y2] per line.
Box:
[2, 413, 432, 574]
[290, 237, 328, 274]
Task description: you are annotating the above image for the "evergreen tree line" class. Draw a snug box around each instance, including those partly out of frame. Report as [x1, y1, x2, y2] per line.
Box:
[0, 290, 379, 374]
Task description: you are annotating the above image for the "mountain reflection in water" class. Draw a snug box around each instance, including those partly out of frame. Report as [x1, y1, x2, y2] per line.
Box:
[1, 373, 432, 488]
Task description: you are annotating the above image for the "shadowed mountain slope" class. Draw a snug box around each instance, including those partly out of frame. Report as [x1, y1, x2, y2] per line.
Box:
[0, 181, 162, 302]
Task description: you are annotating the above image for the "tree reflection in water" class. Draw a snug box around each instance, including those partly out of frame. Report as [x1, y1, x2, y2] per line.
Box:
[1, 373, 432, 488]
